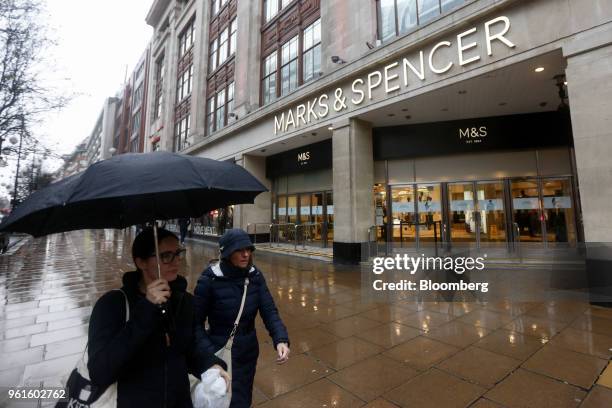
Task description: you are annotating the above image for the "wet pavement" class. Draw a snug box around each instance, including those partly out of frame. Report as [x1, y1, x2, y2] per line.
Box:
[0, 229, 611, 407]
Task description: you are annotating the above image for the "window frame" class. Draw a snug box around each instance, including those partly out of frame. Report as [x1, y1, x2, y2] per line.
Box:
[206, 81, 235, 135]
[212, 0, 230, 17]
[280, 35, 299, 97]
[208, 16, 236, 74]
[260, 16, 321, 105]
[376, 0, 465, 42]
[153, 55, 165, 121]
[173, 109, 190, 152]
[262, 51, 277, 105]
[178, 19, 195, 58]
[263, 0, 296, 23]
[302, 19, 321, 84]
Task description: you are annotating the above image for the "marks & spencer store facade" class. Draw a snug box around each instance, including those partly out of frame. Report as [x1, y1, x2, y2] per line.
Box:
[186, 0, 612, 266]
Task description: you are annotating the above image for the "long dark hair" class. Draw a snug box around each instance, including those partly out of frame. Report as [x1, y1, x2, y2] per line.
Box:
[132, 227, 178, 270]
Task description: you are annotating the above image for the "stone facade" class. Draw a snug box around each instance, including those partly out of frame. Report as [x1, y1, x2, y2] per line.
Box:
[142, 0, 612, 263]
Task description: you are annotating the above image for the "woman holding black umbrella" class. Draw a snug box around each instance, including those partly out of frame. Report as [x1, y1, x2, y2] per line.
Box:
[87, 227, 230, 407]
[193, 228, 290, 407]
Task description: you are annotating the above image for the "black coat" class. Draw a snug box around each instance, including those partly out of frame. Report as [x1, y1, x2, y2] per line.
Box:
[193, 261, 289, 407]
[87, 271, 225, 408]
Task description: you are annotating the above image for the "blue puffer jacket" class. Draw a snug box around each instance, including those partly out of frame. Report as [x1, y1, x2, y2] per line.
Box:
[193, 261, 289, 408]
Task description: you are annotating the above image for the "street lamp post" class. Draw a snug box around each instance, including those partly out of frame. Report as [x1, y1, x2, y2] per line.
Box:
[11, 130, 24, 208]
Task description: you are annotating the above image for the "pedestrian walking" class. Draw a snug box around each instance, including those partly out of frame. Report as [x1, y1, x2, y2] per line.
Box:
[0, 231, 8, 253]
[179, 218, 191, 245]
[86, 227, 230, 407]
[193, 228, 290, 407]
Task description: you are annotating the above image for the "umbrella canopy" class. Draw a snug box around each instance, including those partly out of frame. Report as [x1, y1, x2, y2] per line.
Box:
[0, 151, 267, 237]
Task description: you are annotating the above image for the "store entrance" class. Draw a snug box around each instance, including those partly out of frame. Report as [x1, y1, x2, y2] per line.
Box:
[275, 191, 333, 247]
[510, 177, 576, 244]
[390, 184, 443, 247]
[448, 181, 507, 246]
[385, 176, 577, 250]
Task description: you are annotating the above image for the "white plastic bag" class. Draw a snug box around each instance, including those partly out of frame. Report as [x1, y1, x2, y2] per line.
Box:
[192, 368, 231, 408]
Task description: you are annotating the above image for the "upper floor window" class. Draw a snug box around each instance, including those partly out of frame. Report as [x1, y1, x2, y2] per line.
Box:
[264, 0, 294, 22]
[262, 51, 277, 105]
[153, 55, 165, 120]
[280, 36, 298, 96]
[174, 113, 190, 151]
[212, 0, 229, 16]
[230, 18, 237, 55]
[134, 62, 145, 81]
[206, 82, 234, 135]
[302, 19, 321, 83]
[129, 136, 139, 153]
[131, 111, 141, 136]
[209, 17, 236, 73]
[132, 84, 144, 110]
[377, 0, 464, 42]
[178, 19, 195, 57]
[176, 64, 193, 102]
[261, 18, 321, 105]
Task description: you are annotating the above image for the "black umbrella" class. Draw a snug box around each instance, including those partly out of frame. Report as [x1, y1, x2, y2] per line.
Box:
[1, 151, 267, 358]
[0, 151, 267, 276]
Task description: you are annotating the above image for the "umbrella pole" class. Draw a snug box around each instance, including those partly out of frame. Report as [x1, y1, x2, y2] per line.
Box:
[153, 222, 162, 280]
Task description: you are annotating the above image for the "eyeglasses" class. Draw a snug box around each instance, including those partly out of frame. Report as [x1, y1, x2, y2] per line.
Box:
[150, 249, 186, 264]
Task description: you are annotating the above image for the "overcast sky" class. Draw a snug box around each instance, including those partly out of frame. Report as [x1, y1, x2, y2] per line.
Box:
[43, 0, 153, 154]
[0, 0, 153, 201]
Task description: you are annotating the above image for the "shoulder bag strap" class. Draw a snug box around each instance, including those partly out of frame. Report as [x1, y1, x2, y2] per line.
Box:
[116, 288, 130, 322]
[81, 289, 130, 364]
[223, 277, 249, 350]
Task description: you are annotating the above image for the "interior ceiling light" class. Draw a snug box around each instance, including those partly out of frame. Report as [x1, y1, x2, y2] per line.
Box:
[534, 67, 545, 73]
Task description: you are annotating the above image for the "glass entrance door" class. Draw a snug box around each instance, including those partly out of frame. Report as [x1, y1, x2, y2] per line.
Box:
[276, 195, 289, 241]
[391, 186, 416, 245]
[325, 192, 333, 245]
[448, 183, 477, 243]
[417, 184, 443, 243]
[447, 181, 507, 247]
[510, 180, 543, 242]
[476, 181, 506, 243]
[311, 192, 324, 245]
[541, 178, 576, 244]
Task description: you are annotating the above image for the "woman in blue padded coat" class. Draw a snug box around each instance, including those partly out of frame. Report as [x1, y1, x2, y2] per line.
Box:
[193, 228, 290, 407]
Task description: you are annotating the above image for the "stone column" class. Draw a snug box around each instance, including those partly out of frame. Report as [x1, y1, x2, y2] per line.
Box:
[332, 118, 375, 263]
[161, 6, 180, 152]
[232, 0, 262, 118]
[233, 154, 272, 236]
[565, 46, 612, 241]
[190, 0, 209, 142]
[564, 31, 612, 306]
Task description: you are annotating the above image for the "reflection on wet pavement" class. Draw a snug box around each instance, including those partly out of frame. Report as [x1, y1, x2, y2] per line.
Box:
[0, 229, 610, 407]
